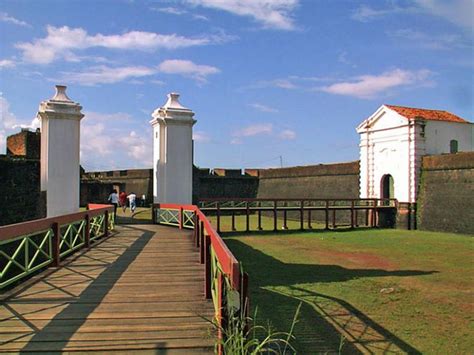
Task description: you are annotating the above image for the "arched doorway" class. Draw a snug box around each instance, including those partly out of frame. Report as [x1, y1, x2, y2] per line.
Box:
[381, 174, 394, 199]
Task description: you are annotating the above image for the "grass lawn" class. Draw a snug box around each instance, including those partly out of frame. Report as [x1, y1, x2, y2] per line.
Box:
[223, 228, 473, 354]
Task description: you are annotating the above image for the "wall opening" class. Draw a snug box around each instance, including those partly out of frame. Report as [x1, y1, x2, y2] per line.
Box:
[381, 174, 394, 199]
[450, 139, 458, 153]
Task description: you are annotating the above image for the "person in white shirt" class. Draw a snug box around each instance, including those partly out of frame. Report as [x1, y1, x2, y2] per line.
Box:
[127, 192, 137, 213]
[107, 189, 119, 216]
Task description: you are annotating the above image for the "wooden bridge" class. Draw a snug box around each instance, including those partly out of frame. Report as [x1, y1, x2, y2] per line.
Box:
[0, 204, 247, 353]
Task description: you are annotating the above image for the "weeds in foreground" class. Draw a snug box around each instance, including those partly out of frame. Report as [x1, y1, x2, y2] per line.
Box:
[207, 296, 302, 354]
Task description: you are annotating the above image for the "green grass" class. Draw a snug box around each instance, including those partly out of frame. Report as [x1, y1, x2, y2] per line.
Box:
[223, 228, 473, 354]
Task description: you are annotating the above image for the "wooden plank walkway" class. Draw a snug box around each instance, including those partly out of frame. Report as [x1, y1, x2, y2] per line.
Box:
[0, 224, 215, 353]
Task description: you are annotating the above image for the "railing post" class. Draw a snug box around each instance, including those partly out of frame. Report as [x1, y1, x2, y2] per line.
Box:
[300, 200, 304, 230]
[325, 200, 329, 230]
[216, 203, 221, 233]
[217, 272, 225, 355]
[332, 209, 336, 229]
[246, 201, 250, 232]
[231, 210, 236, 231]
[200, 222, 205, 264]
[179, 207, 183, 229]
[152, 204, 156, 224]
[85, 214, 90, 248]
[194, 212, 199, 247]
[204, 234, 211, 299]
[104, 211, 109, 238]
[52, 222, 60, 267]
[283, 202, 288, 230]
[350, 200, 355, 229]
[308, 208, 312, 229]
[258, 209, 262, 231]
[273, 200, 277, 231]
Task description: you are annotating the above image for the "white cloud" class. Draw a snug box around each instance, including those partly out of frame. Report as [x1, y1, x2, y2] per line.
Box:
[153, 7, 188, 15]
[193, 131, 211, 143]
[59, 65, 157, 86]
[81, 118, 152, 169]
[0, 59, 15, 68]
[0, 96, 39, 154]
[278, 129, 296, 140]
[389, 29, 470, 50]
[234, 123, 273, 137]
[351, 5, 400, 22]
[83, 111, 133, 123]
[119, 131, 151, 163]
[249, 103, 279, 113]
[415, 0, 472, 30]
[250, 78, 298, 90]
[187, 0, 299, 30]
[319, 69, 433, 99]
[16, 25, 230, 64]
[352, 1, 472, 30]
[0, 12, 30, 27]
[158, 59, 220, 83]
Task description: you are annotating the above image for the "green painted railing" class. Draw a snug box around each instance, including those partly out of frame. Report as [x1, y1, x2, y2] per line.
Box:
[0, 204, 114, 289]
[153, 203, 249, 352]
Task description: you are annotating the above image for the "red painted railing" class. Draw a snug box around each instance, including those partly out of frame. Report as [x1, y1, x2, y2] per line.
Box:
[152, 203, 249, 348]
[0, 204, 114, 289]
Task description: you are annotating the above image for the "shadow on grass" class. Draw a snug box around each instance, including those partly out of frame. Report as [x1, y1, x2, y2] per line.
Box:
[225, 239, 430, 354]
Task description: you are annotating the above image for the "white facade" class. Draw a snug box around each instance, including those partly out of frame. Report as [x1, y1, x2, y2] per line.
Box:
[151, 93, 196, 204]
[38, 85, 84, 217]
[357, 105, 473, 203]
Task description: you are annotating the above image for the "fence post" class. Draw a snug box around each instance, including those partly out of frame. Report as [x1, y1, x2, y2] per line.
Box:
[52, 222, 60, 267]
[104, 210, 109, 238]
[85, 214, 90, 248]
[246, 201, 250, 232]
[300, 200, 304, 230]
[283, 202, 288, 230]
[204, 234, 211, 299]
[325, 200, 329, 230]
[194, 212, 199, 247]
[216, 203, 221, 233]
[200, 222, 205, 264]
[350, 200, 355, 229]
[308, 208, 312, 229]
[273, 200, 277, 231]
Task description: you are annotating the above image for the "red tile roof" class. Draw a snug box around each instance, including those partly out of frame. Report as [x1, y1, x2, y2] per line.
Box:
[385, 105, 470, 123]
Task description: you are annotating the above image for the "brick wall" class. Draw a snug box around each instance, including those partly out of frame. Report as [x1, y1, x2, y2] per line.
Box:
[0, 156, 44, 226]
[417, 152, 474, 234]
[6, 129, 40, 160]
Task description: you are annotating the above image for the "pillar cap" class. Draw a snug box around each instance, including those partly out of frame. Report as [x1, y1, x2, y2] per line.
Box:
[151, 92, 196, 125]
[38, 85, 84, 120]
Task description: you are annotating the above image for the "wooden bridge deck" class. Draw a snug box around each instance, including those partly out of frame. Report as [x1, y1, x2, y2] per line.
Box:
[0, 224, 215, 353]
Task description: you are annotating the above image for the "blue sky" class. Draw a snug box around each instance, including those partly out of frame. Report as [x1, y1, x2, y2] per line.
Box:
[1, 0, 472, 171]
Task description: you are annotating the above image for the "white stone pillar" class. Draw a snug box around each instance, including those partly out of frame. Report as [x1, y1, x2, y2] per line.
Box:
[38, 85, 84, 217]
[151, 93, 196, 204]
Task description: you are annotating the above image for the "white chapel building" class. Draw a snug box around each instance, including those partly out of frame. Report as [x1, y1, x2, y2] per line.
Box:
[357, 104, 473, 203]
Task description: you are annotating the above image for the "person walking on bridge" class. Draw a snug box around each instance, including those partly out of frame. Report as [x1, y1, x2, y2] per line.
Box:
[127, 192, 137, 213]
[107, 189, 119, 216]
[119, 191, 127, 213]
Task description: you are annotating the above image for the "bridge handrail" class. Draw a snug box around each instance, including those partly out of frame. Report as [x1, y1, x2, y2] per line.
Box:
[0, 204, 114, 289]
[152, 203, 248, 341]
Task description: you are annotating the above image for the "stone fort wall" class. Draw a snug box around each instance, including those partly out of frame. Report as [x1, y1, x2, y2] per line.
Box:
[257, 161, 360, 199]
[2, 130, 472, 234]
[417, 152, 474, 234]
[0, 156, 45, 226]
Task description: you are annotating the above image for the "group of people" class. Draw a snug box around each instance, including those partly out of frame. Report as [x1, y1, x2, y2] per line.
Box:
[107, 190, 139, 215]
